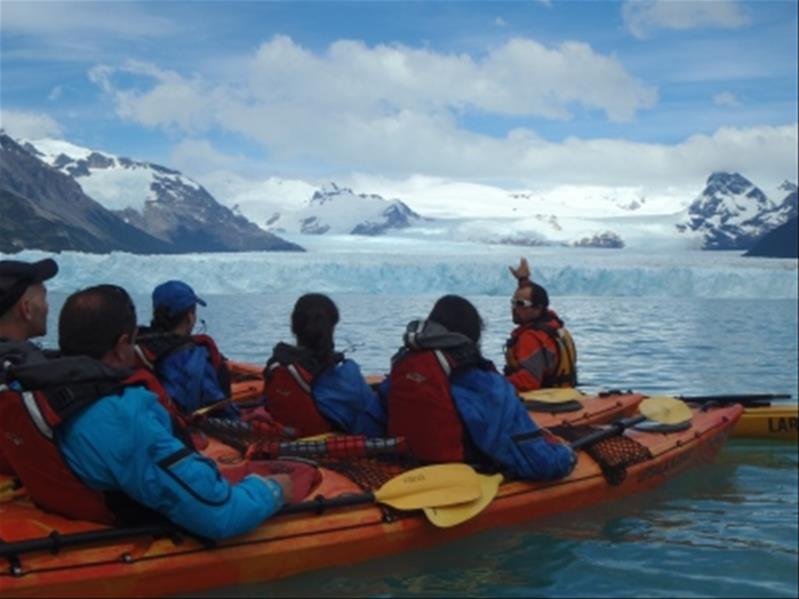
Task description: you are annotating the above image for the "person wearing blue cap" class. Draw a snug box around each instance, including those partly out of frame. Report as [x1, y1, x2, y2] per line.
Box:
[135, 280, 236, 418]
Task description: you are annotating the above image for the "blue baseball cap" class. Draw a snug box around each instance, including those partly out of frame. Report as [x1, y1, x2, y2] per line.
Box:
[152, 280, 206, 317]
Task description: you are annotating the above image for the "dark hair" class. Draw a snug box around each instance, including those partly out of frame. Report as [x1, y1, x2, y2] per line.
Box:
[151, 304, 195, 332]
[291, 293, 339, 365]
[530, 283, 549, 310]
[59, 284, 137, 359]
[428, 294, 484, 344]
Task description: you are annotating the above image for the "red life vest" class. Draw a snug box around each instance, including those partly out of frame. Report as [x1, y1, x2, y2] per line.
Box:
[135, 331, 232, 397]
[264, 361, 333, 437]
[0, 370, 172, 525]
[387, 349, 467, 463]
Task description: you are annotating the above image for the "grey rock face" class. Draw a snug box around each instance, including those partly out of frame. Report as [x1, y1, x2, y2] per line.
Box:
[1, 134, 173, 254]
[350, 201, 421, 235]
[571, 231, 625, 248]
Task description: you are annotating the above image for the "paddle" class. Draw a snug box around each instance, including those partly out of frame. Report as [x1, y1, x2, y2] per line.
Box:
[569, 396, 693, 450]
[519, 387, 586, 404]
[512, 396, 693, 450]
[423, 473, 503, 528]
[676, 393, 792, 406]
[0, 463, 483, 559]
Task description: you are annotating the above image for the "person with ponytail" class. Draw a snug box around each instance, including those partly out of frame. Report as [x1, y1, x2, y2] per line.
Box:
[380, 294, 575, 481]
[263, 293, 384, 437]
[135, 280, 236, 418]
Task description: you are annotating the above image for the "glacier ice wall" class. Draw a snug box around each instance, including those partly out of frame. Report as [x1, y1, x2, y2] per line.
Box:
[4, 245, 796, 299]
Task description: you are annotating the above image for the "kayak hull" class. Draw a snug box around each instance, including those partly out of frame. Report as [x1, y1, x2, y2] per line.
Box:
[732, 404, 798, 441]
[0, 404, 741, 597]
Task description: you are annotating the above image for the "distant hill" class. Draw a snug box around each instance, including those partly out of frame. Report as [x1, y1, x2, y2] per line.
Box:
[745, 216, 798, 258]
[15, 136, 303, 253]
[1, 133, 174, 254]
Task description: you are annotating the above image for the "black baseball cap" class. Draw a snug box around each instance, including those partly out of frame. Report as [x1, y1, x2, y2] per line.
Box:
[0, 258, 58, 316]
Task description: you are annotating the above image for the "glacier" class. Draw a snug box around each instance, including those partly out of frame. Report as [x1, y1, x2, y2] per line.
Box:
[5, 237, 796, 299]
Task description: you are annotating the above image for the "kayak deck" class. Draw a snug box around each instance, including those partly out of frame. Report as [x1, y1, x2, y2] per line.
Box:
[0, 404, 742, 597]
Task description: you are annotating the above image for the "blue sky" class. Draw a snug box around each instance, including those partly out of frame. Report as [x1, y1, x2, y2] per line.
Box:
[1, 0, 797, 193]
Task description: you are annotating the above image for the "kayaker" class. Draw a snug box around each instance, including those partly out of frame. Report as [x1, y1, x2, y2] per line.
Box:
[135, 280, 238, 418]
[0, 284, 291, 540]
[0, 257, 56, 343]
[0, 257, 58, 475]
[504, 257, 577, 392]
[380, 294, 576, 480]
[263, 293, 385, 437]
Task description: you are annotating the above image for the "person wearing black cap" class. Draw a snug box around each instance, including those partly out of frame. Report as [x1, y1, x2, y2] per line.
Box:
[504, 257, 577, 392]
[135, 280, 235, 417]
[0, 257, 58, 474]
[0, 258, 57, 342]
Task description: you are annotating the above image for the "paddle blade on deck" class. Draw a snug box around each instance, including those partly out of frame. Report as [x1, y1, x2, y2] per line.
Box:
[375, 463, 483, 509]
[519, 388, 586, 404]
[423, 473, 503, 528]
[640, 397, 693, 425]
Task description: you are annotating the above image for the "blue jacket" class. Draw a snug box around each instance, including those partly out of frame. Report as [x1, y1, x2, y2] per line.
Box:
[378, 367, 576, 481]
[58, 385, 283, 540]
[313, 359, 386, 437]
[157, 345, 239, 418]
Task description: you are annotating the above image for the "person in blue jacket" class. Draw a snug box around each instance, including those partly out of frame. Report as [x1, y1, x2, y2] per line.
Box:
[136, 280, 237, 418]
[380, 294, 576, 481]
[47, 284, 291, 539]
[264, 293, 384, 437]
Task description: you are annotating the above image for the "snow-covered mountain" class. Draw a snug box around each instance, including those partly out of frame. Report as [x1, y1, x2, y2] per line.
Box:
[1, 133, 173, 254]
[19, 138, 302, 253]
[677, 173, 797, 250]
[229, 181, 423, 236]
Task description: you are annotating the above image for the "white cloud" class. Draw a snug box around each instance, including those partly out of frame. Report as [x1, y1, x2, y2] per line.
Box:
[713, 91, 741, 107]
[48, 85, 63, 101]
[0, 2, 177, 38]
[622, 0, 750, 39]
[88, 35, 658, 171]
[169, 138, 247, 177]
[495, 16, 507, 27]
[0, 109, 63, 138]
[84, 36, 797, 191]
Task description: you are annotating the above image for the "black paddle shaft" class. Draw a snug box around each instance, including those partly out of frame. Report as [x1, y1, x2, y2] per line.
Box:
[569, 415, 647, 451]
[678, 393, 791, 405]
[0, 492, 382, 560]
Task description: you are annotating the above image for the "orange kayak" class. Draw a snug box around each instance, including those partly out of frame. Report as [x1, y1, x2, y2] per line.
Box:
[0, 403, 742, 597]
[227, 360, 643, 428]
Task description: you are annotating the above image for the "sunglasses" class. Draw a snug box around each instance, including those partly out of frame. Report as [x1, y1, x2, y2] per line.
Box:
[511, 299, 535, 309]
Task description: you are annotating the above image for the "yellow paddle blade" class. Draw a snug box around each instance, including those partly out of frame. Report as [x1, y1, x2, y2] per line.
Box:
[423, 473, 503, 528]
[519, 388, 585, 404]
[374, 463, 482, 507]
[380, 485, 483, 511]
[640, 397, 693, 425]
[191, 397, 234, 418]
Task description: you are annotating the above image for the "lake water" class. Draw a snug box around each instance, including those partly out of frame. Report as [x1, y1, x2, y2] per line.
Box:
[16, 242, 798, 597]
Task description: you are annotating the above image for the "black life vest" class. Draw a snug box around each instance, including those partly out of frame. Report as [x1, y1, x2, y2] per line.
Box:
[263, 343, 343, 437]
[0, 359, 176, 525]
[386, 320, 486, 463]
[135, 329, 232, 397]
